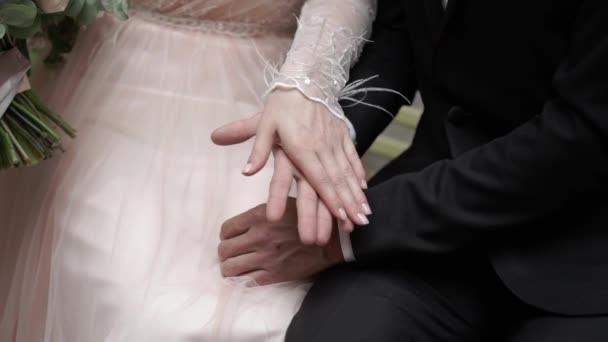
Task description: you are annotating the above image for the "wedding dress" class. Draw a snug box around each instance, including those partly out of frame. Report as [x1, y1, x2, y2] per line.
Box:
[0, 0, 376, 341]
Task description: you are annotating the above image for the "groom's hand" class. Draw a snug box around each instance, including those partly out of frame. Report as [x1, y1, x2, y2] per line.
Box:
[211, 89, 370, 227]
[218, 199, 344, 285]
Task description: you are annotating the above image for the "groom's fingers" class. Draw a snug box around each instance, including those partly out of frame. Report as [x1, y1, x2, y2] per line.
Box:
[218, 228, 258, 261]
[243, 114, 275, 176]
[316, 201, 333, 246]
[317, 150, 367, 226]
[340, 219, 355, 233]
[296, 180, 319, 245]
[244, 270, 273, 286]
[334, 148, 370, 217]
[220, 253, 265, 278]
[220, 203, 266, 240]
[267, 150, 293, 222]
[211, 113, 261, 145]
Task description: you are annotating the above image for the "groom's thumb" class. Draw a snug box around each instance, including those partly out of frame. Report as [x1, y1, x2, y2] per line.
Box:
[211, 113, 261, 146]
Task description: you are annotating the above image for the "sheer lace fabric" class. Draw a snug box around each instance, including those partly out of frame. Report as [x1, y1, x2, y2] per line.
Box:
[132, 0, 305, 37]
[0, 1, 377, 341]
[133, 0, 378, 123]
[266, 0, 377, 122]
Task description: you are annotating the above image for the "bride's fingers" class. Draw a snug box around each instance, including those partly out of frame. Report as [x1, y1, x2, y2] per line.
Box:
[211, 112, 261, 145]
[343, 135, 368, 189]
[267, 150, 294, 222]
[317, 150, 368, 226]
[287, 150, 345, 222]
[296, 180, 319, 245]
[340, 219, 355, 233]
[316, 201, 333, 246]
[243, 114, 275, 176]
[333, 148, 370, 216]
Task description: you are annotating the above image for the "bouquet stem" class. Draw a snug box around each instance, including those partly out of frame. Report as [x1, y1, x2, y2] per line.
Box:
[0, 91, 76, 169]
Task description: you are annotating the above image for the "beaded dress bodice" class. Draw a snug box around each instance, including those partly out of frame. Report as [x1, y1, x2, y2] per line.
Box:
[132, 0, 378, 129]
[132, 0, 306, 37]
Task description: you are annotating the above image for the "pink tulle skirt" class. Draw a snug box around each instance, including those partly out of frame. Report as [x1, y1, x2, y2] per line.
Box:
[0, 15, 309, 341]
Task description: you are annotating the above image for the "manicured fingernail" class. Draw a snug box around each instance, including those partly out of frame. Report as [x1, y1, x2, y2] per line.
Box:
[357, 213, 369, 225]
[242, 163, 252, 174]
[338, 208, 347, 221]
[362, 203, 372, 215]
[361, 179, 368, 189]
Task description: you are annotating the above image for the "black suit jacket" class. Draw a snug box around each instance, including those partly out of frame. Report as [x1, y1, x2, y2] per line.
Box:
[343, 0, 608, 315]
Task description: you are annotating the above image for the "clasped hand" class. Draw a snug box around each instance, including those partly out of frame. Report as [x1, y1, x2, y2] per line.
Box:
[212, 88, 370, 246]
[217, 200, 344, 285]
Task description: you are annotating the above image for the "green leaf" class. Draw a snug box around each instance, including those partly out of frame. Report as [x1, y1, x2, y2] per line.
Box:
[76, 0, 100, 25]
[64, 0, 85, 18]
[101, 0, 129, 20]
[6, 14, 40, 38]
[26, 44, 41, 64]
[0, 24, 6, 38]
[0, 0, 38, 28]
[40, 12, 66, 26]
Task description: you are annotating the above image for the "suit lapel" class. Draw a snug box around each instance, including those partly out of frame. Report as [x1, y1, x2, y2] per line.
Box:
[438, 0, 458, 42]
[423, 0, 445, 47]
[424, 0, 460, 49]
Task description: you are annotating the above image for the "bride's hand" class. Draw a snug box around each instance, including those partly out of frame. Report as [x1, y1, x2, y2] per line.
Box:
[213, 89, 370, 227]
[211, 114, 353, 244]
[271, 148, 355, 245]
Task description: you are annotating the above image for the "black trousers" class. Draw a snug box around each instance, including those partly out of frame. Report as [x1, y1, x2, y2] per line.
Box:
[285, 252, 608, 342]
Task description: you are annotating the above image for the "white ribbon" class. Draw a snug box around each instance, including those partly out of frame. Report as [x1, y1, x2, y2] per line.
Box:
[0, 48, 31, 118]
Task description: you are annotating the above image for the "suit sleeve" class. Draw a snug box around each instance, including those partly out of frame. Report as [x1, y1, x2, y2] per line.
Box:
[341, 0, 418, 155]
[351, 0, 608, 260]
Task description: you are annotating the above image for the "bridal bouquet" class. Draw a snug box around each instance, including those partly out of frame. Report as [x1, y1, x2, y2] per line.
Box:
[0, 0, 129, 169]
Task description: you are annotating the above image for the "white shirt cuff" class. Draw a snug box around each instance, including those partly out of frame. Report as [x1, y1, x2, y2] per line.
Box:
[338, 227, 356, 262]
[343, 116, 357, 143]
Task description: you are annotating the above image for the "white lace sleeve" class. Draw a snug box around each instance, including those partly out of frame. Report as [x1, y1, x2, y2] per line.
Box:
[266, 0, 377, 126]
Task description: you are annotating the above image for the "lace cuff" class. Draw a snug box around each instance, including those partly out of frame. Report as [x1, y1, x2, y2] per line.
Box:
[265, 0, 377, 125]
